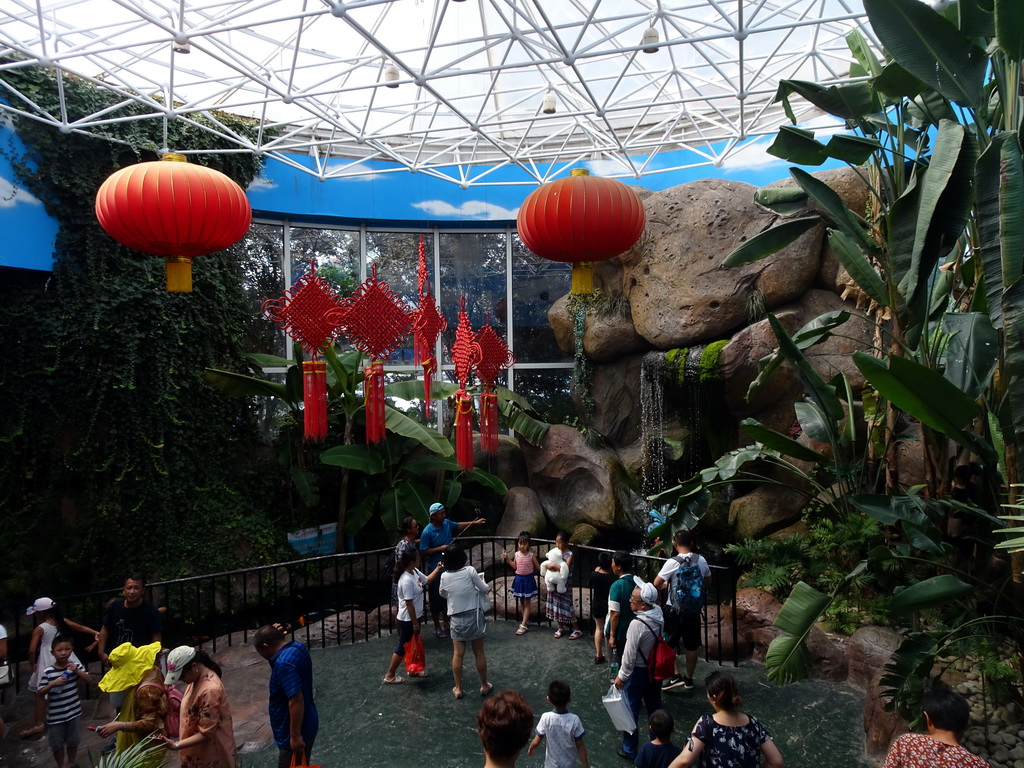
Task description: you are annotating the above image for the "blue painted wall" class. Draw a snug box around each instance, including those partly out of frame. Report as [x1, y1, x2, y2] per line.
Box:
[0, 120, 60, 272]
[1, 120, 831, 272]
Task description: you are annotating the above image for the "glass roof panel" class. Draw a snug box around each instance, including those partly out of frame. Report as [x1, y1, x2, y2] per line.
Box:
[0, 0, 876, 187]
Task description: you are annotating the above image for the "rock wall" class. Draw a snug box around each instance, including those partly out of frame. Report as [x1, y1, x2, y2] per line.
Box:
[506, 166, 874, 540]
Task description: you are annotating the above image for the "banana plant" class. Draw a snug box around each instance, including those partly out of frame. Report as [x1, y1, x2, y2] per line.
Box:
[204, 345, 548, 544]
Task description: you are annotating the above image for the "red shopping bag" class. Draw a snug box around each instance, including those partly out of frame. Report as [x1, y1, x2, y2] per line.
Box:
[405, 633, 426, 675]
[290, 754, 321, 768]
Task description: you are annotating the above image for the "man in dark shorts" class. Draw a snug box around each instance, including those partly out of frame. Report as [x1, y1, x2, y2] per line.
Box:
[653, 530, 710, 690]
[419, 502, 485, 638]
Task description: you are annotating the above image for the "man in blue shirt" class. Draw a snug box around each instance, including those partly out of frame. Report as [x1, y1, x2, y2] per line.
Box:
[419, 502, 485, 638]
[254, 624, 318, 768]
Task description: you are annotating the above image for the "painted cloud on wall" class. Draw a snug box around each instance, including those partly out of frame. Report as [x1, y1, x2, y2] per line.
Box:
[412, 199, 519, 221]
[0, 172, 43, 208]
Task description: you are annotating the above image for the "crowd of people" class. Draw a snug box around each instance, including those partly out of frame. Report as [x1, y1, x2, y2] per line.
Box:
[0, 508, 994, 768]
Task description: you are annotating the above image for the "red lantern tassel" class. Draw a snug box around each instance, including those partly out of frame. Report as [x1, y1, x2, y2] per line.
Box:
[455, 388, 474, 471]
[422, 355, 436, 419]
[302, 358, 328, 442]
[480, 388, 499, 454]
[365, 360, 386, 443]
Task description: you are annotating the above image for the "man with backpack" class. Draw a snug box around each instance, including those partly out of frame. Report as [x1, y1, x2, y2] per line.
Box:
[612, 577, 664, 762]
[653, 529, 711, 691]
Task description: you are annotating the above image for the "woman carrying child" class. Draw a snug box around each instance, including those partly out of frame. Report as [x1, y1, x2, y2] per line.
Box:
[668, 671, 783, 768]
[502, 531, 540, 635]
[545, 531, 583, 640]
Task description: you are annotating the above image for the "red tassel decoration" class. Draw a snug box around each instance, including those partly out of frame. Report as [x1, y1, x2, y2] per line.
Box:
[302, 358, 328, 442]
[365, 360, 386, 443]
[412, 234, 446, 419]
[480, 388, 499, 454]
[455, 388, 475, 470]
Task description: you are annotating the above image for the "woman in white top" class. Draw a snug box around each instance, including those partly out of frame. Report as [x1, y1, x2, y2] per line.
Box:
[384, 548, 441, 684]
[439, 545, 492, 699]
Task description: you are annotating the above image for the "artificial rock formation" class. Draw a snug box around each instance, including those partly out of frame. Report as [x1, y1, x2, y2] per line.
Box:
[514, 167, 874, 539]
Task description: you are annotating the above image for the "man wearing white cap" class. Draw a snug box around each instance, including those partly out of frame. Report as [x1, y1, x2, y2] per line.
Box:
[419, 502, 485, 639]
[612, 576, 664, 762]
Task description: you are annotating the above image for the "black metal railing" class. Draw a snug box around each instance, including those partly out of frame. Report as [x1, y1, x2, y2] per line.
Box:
[0, 537, 737, 695]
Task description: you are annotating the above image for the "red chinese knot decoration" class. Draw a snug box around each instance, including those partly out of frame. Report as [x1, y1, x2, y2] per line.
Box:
[262, 263, 347, 441]
[475, 317, 515, 455]
[451, 297, 482, 470]
[516, 168, 646, 294]
[95, 153, 252, 292]
[338, 264, 414, 444]
[412, 234, 447, 418]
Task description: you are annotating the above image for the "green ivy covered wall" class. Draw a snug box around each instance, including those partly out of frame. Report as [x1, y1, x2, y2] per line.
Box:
[0, 60, 290, 598]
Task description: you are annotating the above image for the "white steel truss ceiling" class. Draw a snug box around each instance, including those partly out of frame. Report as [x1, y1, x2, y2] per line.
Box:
[0, 0, 875, 187]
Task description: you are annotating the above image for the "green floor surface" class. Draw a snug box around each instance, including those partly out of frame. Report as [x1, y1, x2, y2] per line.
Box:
[245, 620, 874, 768]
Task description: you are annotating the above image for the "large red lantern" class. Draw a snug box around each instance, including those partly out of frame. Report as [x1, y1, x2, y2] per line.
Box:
[95, 153, 252, 292]
[516, 168, 646, 294]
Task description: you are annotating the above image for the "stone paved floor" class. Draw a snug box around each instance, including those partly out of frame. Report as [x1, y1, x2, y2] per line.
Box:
[0, 619, 876, 768]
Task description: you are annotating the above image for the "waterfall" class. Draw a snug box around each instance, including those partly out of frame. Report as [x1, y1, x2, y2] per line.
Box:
[640, 351, 666, 500]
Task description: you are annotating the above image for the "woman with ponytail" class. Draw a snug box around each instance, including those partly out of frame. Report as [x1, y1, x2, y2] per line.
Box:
[668, 671, 783, 768]
[160, 646, 236, 767]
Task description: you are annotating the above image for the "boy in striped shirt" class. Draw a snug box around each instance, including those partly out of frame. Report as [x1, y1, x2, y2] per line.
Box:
[37, 634, 89, 768]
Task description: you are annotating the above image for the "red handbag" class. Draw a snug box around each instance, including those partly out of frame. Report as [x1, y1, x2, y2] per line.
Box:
[405, 633, 426, 675]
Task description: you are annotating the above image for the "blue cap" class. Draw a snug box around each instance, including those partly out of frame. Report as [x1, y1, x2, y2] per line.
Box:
[429, 502, 445, 514]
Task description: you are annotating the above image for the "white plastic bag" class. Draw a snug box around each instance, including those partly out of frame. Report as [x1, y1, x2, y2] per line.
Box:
[602, 684, 636, 733]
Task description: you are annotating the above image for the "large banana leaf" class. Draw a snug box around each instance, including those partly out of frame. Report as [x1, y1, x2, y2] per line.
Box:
[385, 378, 460, 401]
[879, 631, 939, 719]
[976, 136, 1011, 328]
[794, 401, 835, 445]
[745, 310, 851, 401]
[740, 418, 827, 463]
[246, 352, 294, 367]
[997, 135, 1024, 287]
[853, 352, 980, 443]
[771, 315, 845, 422]
[774, 79, 877, 121]
[754, 186, 808, 217]
[381, 479, 436, 535]
[765, 581, 832, 685]
[385, 406, 454, 456]
[865, 0, 987, 108]
[789, 168, 875, 252]
[901, 120, 970, 307]
[940, 312, 998, 399]
[767, 125, 828, 165]
[721, 216, 820, 267]
[465, 467, 509, 494]
[290, 465, 320, 508]
[888, 574, 973, 615]
[827, 230, 889, 307]
[497, 395, 550, 446]
[319, 444, 386, 474]
[203, 368, 292, 401]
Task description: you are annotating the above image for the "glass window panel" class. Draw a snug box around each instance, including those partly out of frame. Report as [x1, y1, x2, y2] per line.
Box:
[238, 223, 286, 357]
[511, 233, 571, 363]
[513, 368, 577, 426]
[439, 232, 508, 366]
[366, 231, 432, 365]
[289, 226, 359, 295]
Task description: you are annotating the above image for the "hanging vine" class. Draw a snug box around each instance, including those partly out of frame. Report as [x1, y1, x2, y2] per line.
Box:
[0, 59, 288, 597]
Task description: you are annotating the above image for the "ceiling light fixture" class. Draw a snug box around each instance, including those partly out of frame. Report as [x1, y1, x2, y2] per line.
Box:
[641, 25, 660, 53]
[384, 63, 400, 88]
[541, 90, 556, 114]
